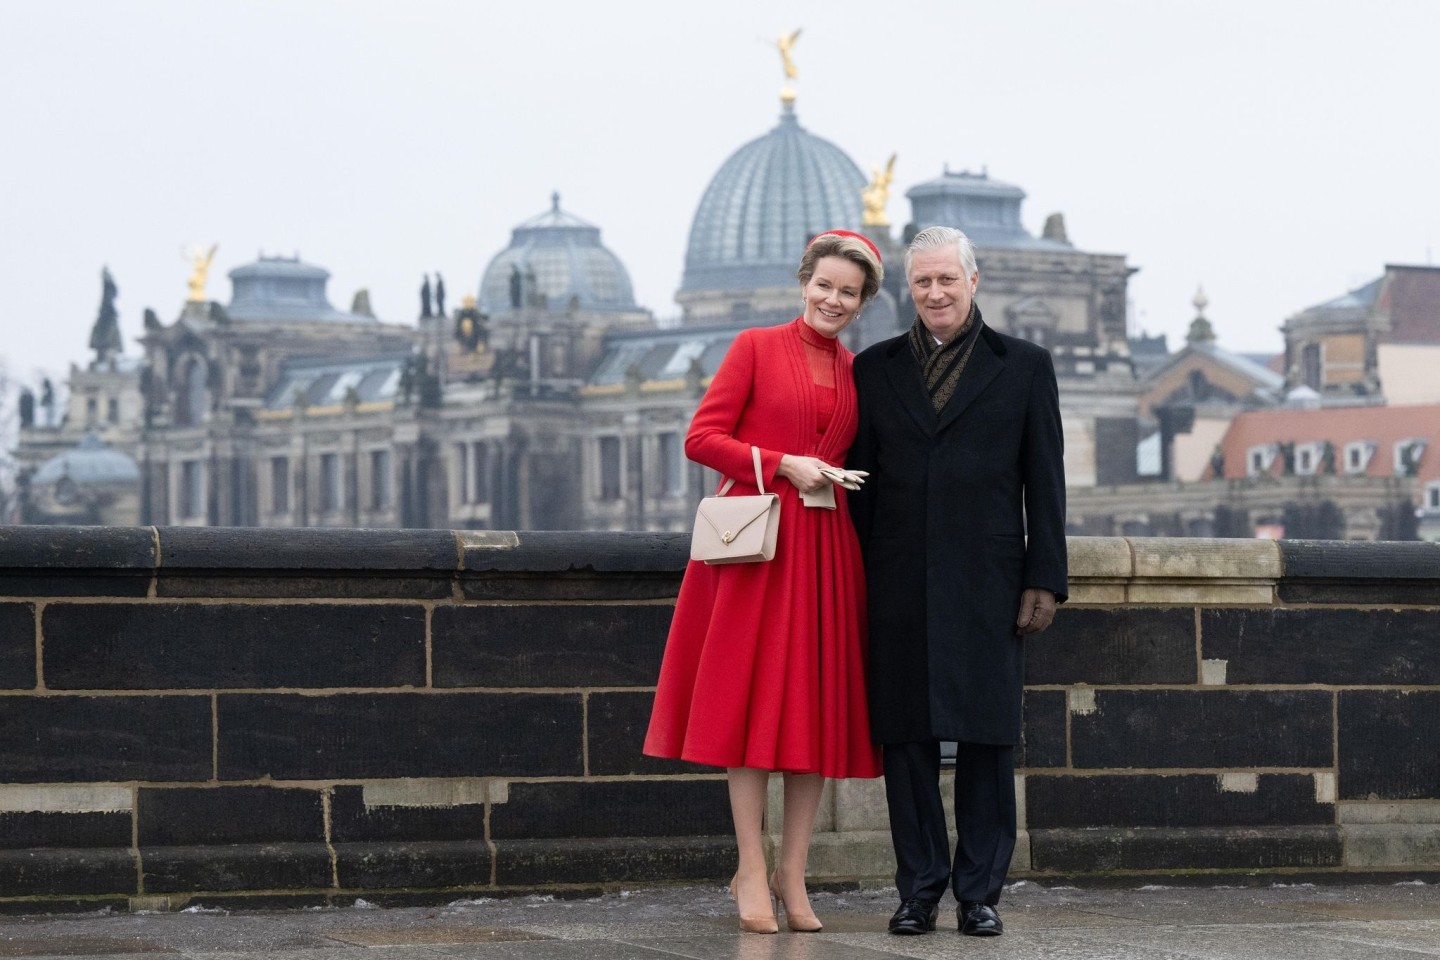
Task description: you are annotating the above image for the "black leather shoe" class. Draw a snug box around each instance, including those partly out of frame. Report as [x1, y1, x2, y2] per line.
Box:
[888, 898, 938, 935]
[958, 901, 1003, 936]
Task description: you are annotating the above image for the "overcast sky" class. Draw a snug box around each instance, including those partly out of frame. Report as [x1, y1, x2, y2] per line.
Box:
[3, 0, 1437, 390]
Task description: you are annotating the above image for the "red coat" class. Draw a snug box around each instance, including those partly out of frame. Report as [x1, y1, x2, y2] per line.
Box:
[644, 319, 882, 778]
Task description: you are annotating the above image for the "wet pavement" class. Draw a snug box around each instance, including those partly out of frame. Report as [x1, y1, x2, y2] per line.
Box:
[1, 881, 1438, 959]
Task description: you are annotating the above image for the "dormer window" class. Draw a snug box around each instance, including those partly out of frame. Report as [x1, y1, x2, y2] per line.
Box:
[1344, 440, 1377, 474]
[1424, 481, 1440, 514]
[1295, 442, 1325, 476]
[1247, 444, 1277, 477]
[1395, 438, 1428, 477]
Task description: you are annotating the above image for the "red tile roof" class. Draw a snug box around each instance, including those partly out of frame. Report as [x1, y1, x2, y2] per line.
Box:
[1215, 403, 1440, 483]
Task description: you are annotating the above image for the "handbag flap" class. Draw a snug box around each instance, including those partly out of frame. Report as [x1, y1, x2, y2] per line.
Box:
[696, 494, 775, 544]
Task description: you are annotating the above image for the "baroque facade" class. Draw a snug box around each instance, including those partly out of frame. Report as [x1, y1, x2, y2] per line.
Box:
[16, 88, 1144, 531]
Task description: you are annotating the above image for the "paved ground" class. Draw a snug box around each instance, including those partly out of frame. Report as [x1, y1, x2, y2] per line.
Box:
[1, 881, 1438, 959]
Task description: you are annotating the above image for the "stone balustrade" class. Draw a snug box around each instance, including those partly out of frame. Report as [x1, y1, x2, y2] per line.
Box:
[0, 527, 1436, 909]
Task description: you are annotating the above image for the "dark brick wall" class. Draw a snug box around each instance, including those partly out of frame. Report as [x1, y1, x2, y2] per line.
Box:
[1027, 608, 1196, 685]
[1027, 774, 1333, 829]
[217, 692, 585, 780]
[1202, 608, 1440, 685]
[0, 602, 34, 690]
[43, 603, 427, 690]
[0, 696, 212, 782]
[1338, 691, 1440, 800]
[432, 604, 670, 687]
[0, 528, 1435, 905]
[1069, 690, 1333, 769]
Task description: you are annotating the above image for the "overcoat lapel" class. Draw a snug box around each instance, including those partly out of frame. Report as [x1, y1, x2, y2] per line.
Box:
[882, 341, 937, 438]
[935, 330, 1003, 434]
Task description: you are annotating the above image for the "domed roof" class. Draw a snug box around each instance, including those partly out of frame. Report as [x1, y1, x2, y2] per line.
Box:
[681, 103, 865, 294]
[906, 168, 1071, 250]
[479, 194, 638, 316]
[226, 255, 376, 324]
[31, 433, 140, 487]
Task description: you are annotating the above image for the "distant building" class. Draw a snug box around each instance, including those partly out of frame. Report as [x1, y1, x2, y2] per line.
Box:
[15, 86, 1148, 530]
[1133, 291, 1284, 482]
[23, 433, 141, 526]
[1281, 264, 1440, 404]
[1210, 402, 1437, 541]
[1068, 380, 1436, 543]
[1068, 279, 1439, 541]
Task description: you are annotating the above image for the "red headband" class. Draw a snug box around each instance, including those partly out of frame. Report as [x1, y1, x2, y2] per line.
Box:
[809, 229, 882, 263]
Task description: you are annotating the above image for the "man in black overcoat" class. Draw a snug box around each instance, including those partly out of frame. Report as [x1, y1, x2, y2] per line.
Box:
[849, 225, 1067, 938]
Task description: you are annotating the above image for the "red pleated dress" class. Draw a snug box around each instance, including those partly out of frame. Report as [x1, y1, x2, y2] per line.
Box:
[643, 318, 882, 778]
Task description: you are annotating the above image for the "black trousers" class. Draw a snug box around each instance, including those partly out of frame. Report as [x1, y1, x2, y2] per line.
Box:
[882, 740, 1016, 906]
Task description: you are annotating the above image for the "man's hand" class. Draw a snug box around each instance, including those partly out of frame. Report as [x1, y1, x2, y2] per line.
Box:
[1016, 588, 1057, 635]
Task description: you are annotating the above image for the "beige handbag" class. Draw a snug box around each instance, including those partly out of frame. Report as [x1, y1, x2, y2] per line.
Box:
[690, 446, 780, 564]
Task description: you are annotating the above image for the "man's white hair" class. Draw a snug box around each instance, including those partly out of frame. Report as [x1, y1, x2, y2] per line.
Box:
[904, 225, 978, 281]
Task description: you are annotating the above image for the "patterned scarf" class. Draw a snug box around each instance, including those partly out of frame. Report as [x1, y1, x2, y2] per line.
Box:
[907, 304, 982, 413]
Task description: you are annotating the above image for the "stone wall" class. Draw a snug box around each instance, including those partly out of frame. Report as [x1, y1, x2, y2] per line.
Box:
[0, 528, 1436, 909]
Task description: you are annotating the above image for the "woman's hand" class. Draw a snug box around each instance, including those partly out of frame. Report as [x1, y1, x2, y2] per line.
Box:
[777, 454, 832, 494]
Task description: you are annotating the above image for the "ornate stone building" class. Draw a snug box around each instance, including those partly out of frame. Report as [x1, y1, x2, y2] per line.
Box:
[15, 80, 1148, 531]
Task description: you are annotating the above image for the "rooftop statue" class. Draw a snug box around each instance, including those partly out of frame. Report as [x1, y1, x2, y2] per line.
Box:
[89, 266, 123, 361]
[1042, 212, 1069, 244]
[777, 28, 801, 102]
[525, 264, 541, 308]
[183, 243, 218, 303]
[777, 28, 802, 79]
[862, 153, 896, 227]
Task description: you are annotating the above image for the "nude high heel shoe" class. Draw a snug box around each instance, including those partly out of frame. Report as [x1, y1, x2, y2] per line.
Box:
[729, 874, 779, 934]
[770, 871, 823, 932]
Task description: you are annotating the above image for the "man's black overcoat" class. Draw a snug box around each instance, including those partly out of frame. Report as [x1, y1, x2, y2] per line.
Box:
[849, 320, 1068, 746]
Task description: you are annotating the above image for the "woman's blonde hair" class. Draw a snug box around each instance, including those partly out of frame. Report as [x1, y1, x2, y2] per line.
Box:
[797, 233, 884, 303]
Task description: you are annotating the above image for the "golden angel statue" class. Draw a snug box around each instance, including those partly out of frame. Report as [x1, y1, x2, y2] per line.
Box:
[862, 153, 897, 227]
[777, 28, 802, 80]
[183, 243, 218, 303]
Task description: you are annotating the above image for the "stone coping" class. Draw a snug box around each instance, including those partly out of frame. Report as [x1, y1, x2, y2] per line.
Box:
[0, 527, 1433, 583]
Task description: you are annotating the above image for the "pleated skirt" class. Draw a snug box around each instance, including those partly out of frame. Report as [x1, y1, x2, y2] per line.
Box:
[643, 490, 882, 778]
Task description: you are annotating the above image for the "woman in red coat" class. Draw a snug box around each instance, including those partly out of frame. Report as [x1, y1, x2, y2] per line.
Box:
[645, 231, 884, 933]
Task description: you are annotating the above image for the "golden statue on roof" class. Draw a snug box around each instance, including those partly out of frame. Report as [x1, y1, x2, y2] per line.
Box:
[777, 28, 801, 103]
[862, 153, 897, 227]
[183, 243, 218, 303]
